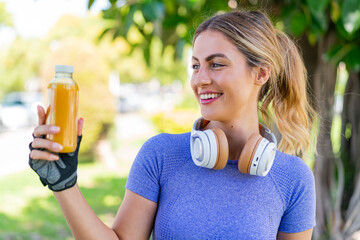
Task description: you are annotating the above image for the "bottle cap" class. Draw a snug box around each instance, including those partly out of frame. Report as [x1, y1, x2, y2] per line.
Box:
[55, 65, 74, 73]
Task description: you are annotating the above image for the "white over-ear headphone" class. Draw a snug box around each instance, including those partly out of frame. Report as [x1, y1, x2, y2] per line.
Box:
[190, 118, 277, 176]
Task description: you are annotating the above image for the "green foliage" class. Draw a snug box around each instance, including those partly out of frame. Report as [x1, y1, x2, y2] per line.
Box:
[151, 109, 198, 134]
[0, 2, 13, 27]
[342, 0, 360, 34]
[175, 89, 200, 111]
[151, 85, 200, 134]
[289, 10, 308, 36]
[92, 0, 360, 75]
[0, 164, 126, 239]
[148, 37, 190, 85]
[92, 0, 230, 66]
[279, 0, 360, 72]
[0, 38, 46, 99]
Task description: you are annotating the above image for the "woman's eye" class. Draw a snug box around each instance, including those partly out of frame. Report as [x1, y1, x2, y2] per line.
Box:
[212, 63, 224, 68]
[192, 64, 200, 70]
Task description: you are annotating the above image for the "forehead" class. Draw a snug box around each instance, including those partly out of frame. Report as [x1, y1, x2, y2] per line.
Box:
[193, 30, 241, 60]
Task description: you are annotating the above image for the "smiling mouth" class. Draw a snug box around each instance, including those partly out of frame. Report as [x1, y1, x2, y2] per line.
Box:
[199, 93, 222, 100]
[199, 93, 223, 104]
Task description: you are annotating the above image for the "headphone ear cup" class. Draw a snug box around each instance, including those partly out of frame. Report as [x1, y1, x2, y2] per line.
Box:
[211, 128, 229, 170]
[238, 134, 263, 174]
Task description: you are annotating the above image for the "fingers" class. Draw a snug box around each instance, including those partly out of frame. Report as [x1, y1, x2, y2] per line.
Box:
[37, 105, 46, 125]
[78, 117, 84, 136]
[31, 115, 83, 160]
[30, 149, 59, 161]
[31, 138, 63, 153]
[33, 125, 60, 138]
[30, 136, 63, 161]
[36, 105, 83, 137]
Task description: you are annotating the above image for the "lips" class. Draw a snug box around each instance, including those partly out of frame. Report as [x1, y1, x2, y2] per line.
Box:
[199, 92, 223, 104]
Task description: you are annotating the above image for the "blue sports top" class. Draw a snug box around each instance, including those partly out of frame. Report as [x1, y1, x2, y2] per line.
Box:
[125, 132, 316, 240]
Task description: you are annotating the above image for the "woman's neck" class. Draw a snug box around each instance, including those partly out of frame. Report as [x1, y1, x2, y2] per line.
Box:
[206, 109, 260, 161]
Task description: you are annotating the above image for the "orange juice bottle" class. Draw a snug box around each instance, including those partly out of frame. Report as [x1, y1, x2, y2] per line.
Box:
[46, 65, 79, 153]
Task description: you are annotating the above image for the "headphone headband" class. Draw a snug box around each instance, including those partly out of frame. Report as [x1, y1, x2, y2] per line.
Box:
[259, 124, 277, 145]
[192, 118, 210, 132]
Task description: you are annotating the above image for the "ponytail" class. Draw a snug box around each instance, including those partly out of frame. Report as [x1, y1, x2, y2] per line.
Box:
[259, 31, 316, 156]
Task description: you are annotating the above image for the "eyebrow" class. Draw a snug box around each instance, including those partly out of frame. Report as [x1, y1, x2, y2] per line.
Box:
[192, 53, 229, 62]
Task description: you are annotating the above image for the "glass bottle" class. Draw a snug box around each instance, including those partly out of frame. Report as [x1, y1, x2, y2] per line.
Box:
[46, 65, 79, 153]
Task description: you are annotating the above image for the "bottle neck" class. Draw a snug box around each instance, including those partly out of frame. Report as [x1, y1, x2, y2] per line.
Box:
[55, 72, 73, 78]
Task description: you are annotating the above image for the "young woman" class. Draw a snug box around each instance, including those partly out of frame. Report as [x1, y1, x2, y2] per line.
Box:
[29, 10, 316, 240]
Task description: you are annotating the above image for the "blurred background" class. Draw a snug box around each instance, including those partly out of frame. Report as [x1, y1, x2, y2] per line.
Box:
[0, 0, 359, 239]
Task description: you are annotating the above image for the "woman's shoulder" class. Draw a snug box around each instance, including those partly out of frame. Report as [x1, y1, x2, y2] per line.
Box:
[273, 151, 313, 173]
[270, 151, 315, 186]
[134, 132, 192, 187]
[136, 132, 192, 164]
[143, 132, 191, 151]
[270, 152, 316, 231]
[127, 132, 192, 203]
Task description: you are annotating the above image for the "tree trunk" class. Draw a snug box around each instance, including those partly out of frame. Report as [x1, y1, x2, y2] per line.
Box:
[341, 71, 360, 239]
[312, 30, 339, 239]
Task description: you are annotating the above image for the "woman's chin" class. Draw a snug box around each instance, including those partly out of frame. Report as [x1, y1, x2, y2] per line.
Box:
[200, 110, 221, 121]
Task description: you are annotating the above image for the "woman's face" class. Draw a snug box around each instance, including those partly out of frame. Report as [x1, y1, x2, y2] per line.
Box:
[191, 30, 259, 122]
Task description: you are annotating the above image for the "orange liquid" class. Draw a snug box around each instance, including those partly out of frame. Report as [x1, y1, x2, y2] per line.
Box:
[46, 82, 79, 153]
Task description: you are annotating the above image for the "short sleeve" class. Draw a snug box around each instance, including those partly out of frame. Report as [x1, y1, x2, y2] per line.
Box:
[278, 158, 316, 233]
[125, 135, 162, 203]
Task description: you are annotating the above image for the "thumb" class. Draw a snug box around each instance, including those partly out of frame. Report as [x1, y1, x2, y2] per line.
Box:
[37, 105, 46, 125]
[77, 118, 84, 136]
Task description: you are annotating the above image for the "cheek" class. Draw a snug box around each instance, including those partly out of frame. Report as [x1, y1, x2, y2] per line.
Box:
[223, 75, 253, 102]
[231, 69, 255, 90]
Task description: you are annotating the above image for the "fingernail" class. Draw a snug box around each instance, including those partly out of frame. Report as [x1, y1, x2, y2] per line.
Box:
[51, 155, 59, 160]
[53, 143, 63, 151]
[50, 126, 60, 132]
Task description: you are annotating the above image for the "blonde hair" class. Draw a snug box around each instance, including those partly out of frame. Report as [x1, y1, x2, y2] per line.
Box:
[193, 10, 316, 156]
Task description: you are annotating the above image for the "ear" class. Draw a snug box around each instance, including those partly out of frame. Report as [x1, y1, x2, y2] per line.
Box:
[255, 66, 271, 86]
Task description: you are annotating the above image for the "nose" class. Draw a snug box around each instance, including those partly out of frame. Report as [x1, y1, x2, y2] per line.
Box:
[192, 67, 212, 87]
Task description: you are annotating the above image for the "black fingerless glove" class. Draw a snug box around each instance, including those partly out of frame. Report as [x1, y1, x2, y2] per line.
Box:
[29, 136, 82, 192]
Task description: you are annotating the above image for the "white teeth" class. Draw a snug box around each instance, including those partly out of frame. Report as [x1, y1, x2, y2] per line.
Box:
[200, 93, 221, 100]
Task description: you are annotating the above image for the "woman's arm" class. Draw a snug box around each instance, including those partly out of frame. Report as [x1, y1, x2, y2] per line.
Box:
[31, 106, 157, 239]
[54, 185, 118, 240]
[54, 187, 157, 240]
[277, 229, 313, 240]
[112, 190, 158, 239]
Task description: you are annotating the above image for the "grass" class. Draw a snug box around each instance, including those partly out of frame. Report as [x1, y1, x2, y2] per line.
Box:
[0, 162, 127, 240]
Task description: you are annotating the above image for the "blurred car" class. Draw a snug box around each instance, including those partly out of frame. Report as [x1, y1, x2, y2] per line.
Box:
[0, 92, 43, 130]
